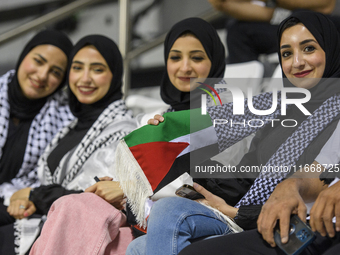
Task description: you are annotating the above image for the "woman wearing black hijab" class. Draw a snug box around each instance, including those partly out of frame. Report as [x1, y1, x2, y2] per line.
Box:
[126, 11, 340, 255]
[0, 29, 74, 224]
[159, 17, 226, 112]
[137, 17, 227, 127]
[174, 10, 340, 255]
[2, 35, 137, 255]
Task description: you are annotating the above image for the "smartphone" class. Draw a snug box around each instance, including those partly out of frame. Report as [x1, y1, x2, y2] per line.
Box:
[175, 184, 205, 200]
[274, 214, 316, 255]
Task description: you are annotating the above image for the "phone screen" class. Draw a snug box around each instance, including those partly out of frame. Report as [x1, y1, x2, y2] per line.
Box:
[175, 185, 205, 200]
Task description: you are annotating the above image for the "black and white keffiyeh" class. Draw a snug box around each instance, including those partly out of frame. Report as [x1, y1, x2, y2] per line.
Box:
[13, 34, 137, 255]
[209, 91, 282, 152]
[235, 94, 340, 207]
[0, 70, 74, 199]
[209, 10, 340, 209]
[207, 91, 340, 207]
[38, 99, 135, 187]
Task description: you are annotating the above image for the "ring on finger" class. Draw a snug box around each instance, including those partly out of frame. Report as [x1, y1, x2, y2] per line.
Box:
[19, 205, 26, 209]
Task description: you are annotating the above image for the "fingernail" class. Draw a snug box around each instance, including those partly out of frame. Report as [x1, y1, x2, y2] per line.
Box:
[160, 117, 164, 121]
[282, 237, 288, 244]
[336, 226, 340, 232]
[193, 183, 198, 188]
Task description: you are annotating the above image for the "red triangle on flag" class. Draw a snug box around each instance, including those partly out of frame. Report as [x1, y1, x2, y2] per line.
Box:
[130, 141, 189, 191]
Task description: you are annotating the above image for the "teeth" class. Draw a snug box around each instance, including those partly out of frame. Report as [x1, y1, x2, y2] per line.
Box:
[79, 87, 95, 92]
[30, 79, 43, 88]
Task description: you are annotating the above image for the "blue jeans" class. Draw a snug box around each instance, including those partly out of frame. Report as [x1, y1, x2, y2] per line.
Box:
[126, 197, 232, 255]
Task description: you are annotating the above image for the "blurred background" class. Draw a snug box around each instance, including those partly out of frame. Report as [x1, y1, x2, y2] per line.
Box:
[0, 0, 227, 97]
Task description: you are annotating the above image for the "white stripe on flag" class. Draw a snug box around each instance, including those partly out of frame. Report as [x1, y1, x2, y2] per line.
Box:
[170, 125, 218, 158]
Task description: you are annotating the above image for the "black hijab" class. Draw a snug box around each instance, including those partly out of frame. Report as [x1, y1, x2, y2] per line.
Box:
[277, 11, 340, 111]
[8, 29, 73, 120]
[67, 35, 123, 129]
[47, 35, 123, 173]
[251, 11, 340, 174]
[160, 17, 226, 111]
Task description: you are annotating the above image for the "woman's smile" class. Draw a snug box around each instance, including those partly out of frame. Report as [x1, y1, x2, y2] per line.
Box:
[77, 85, 97, 95]
[293, 70, 312, 78]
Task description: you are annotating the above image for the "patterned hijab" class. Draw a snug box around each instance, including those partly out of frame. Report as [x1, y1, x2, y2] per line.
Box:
[67, 35, 123, 129]
[8, 29, 73, 120]
[160, 17, 226, 111]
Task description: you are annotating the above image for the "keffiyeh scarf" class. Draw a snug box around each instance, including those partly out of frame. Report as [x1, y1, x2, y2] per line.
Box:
[14, 99, 135, 255]
[0, 70, 74, 200]
[207, 91, 340, 207]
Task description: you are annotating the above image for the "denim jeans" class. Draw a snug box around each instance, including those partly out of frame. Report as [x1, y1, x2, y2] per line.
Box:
[126, 197, 232, 255]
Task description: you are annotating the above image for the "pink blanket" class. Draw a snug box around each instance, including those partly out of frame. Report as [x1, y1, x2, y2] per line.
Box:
[30, 193, 134, 255]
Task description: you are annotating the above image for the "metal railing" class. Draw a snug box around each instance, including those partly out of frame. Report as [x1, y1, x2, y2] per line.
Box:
[126, 8, 223, 62]
[0, 0, 103, 45]
[122, 7, 223, 95]
[0, 0, 223, 96]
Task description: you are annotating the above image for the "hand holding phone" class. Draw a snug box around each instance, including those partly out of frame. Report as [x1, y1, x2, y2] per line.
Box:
[274, 215, 316, 255]
[175, 184, 205, 200]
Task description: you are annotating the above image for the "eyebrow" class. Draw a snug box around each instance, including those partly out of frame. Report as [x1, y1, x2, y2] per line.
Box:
[280, 39, 318, 50]
[72, 61, 107, 67]
[34, 53, 47, 63]
[35, 53, 64, 72]
[169, 49, 206, 54]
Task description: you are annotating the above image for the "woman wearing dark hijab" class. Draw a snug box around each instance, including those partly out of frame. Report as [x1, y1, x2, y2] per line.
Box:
[28, 18, 235, 255]
[137, 17, 228, 126]
[178, 10, 340, 255]
[2, 35, 137, 255]
[0, 29, 74, 224]
[144, 17, 252, 167]
[127, 10, 340, 255]
[159, 17, 226, 112]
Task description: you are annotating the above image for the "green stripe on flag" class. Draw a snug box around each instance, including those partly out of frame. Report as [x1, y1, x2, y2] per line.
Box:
[124, 109, 213, 148]
[190, 108, 213, 133]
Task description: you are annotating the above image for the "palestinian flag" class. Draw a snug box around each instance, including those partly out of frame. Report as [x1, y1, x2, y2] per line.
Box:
[115, 109, 218, 227]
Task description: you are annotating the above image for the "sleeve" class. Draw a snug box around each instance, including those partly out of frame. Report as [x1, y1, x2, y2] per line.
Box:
[29, 184, 82, 215]
[234, 205, 262, 230]
[207, 92, 282, 152]
[195, 173, 255, 207]
[316, 120, 340, 183]
[315, 120, 340, 167]
[193, 127, 265, 206]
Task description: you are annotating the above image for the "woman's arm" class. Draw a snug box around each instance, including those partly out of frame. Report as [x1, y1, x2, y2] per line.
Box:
[192, 182, 239, 218]
[29, 184, 82, 215]
[210, 0, 275, 22]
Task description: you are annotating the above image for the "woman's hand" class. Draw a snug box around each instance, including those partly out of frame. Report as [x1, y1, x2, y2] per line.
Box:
[8, 188, 36, 219]
[10, 187, 31, 202]
[85, 180, 125, 207]
[7, 200, 36, 219]
[147, 114, 164, 125]
[193, 182, 238, 218]
[310, 181, 340, 238]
